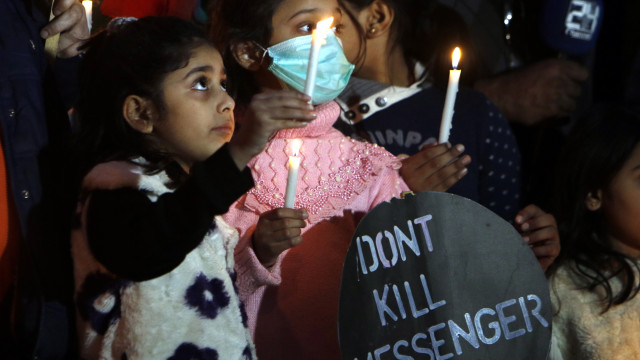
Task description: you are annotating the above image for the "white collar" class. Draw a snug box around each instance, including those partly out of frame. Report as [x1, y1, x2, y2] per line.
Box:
[337, 63, 431, 125]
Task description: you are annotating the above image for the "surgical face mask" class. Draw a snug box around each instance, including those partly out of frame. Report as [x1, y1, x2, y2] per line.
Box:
[262, 31, 355, 105]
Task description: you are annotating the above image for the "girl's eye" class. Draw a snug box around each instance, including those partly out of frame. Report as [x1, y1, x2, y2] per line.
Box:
[332, 23, 344, 35]
[193, 77, 209, 91]
[220, 80, 228, 92]
[299, 23, 312, 33]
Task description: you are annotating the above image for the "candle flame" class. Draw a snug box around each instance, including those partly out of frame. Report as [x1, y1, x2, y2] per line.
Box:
[452, 47, 461, 69]
[290, 139, 302, 156]
[82, 0, 92, 12]
[316, 17, 334, 33]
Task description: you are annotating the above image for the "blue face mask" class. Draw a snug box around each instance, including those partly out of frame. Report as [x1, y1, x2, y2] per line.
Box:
[262, 32, 355, 105]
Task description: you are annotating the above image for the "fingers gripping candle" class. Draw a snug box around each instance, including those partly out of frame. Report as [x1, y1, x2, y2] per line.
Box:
[284, 139, 303, 208]
[438, 47, 462, 144]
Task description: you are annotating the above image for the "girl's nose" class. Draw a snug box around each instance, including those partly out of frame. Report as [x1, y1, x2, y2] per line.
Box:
[218, 93, 235, 113]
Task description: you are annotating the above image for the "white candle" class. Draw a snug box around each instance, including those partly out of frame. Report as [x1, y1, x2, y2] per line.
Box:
[284, 139, 303, 208]
[82, 0, 93, 33]
[438, 47, 462, 144]
[44, 2, 59, 61]
[303, 17, 334, 102]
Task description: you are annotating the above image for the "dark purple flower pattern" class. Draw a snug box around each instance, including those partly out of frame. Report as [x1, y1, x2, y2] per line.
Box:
[242, 345, 253, 360]
[77, 272, 131, 335]
[184, 273, 230, 319]
[168, 343, 218, 360]
[229, 270, 241, 294]
[239, 301, 248, 328]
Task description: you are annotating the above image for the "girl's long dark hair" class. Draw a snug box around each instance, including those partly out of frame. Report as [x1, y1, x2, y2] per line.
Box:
[73, 16, 212, 189]
[208, 0, 285, 106]
[337, 0, 478, 88]
[551, 102, 640, 312]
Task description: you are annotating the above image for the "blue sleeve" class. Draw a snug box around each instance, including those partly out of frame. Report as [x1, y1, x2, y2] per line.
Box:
[475, 99, 522, 222]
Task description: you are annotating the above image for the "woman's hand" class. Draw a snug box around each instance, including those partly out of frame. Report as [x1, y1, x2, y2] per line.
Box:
[41, 0, 90, 58]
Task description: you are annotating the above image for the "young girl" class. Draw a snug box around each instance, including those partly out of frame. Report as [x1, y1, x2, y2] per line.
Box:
[335, 0, 521, 220]
[71, 16, 311, 359]
[209, 0, 409, 358]
[335, 0, 560, 271]
[549, 103, 640, 359]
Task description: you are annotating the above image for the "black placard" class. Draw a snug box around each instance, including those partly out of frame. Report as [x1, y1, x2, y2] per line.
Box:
[339, 192, 551, 360]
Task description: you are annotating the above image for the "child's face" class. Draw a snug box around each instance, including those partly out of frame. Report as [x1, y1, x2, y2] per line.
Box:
[269, 0, 344, 46]
[602, 142, 640, 258]
[153, 45, 235, 172]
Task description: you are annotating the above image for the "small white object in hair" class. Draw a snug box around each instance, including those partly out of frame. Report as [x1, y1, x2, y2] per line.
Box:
[107, 17, 138, 33]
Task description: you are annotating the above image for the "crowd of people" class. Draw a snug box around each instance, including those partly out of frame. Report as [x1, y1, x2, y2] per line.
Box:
[0, 0, 638, 359]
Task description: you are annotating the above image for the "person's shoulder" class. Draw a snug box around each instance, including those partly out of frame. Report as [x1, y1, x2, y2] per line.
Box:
[458, 89, 513, 139]
[549, 262, 578, 290]
[346, 136, 400, 160]
[549, 264, 589, 328]
[456, 87, 502, 115]
[332, 135, 403, 175]
[412, 85, 504, 125]
[549, 261, 600, 306]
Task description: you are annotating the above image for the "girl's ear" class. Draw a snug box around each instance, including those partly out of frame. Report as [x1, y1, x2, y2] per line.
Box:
[364, 0, 395, 39]
[231, 41, 264, 71]
[123, 95, 157, 134]
[585, 190, 603, 211]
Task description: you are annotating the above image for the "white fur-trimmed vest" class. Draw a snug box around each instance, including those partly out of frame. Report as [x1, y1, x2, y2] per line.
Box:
[549, 261, 640, 359]
[71, 160, 256, 360]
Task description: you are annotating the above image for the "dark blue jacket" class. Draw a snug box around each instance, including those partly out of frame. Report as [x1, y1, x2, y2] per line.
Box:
[337, 78, 522, 221]
[1, 0, 79, 358]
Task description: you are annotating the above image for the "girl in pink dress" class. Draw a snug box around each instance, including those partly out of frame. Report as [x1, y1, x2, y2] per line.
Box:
[210, 0, 409, 358]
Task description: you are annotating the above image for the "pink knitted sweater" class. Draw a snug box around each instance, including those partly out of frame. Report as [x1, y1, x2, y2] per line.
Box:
[223, 101, 408, 360]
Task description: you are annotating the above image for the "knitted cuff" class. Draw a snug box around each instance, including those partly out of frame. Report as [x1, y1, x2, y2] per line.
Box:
[235, 240, 283, 299]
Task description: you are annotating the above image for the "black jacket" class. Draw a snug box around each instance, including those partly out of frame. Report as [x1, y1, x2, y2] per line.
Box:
[0, 0, 80, 358]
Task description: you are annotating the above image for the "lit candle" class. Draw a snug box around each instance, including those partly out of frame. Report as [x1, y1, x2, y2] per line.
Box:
[284, 139, 303, 208]
[82, 0, 93, 33]
[303, 17, 334, 102]
[438, 47, 462, 144]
